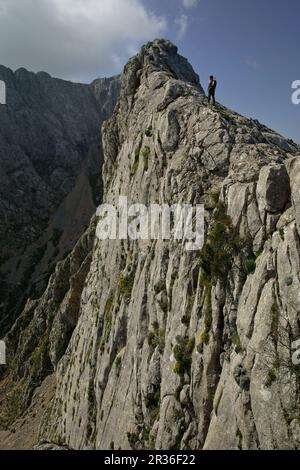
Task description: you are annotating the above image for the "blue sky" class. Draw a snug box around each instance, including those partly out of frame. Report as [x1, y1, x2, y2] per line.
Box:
[0, 0, 299, 142]
[147, 0, 300, 143]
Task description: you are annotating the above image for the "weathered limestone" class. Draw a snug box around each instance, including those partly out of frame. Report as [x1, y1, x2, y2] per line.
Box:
[2, 39, 300, 450]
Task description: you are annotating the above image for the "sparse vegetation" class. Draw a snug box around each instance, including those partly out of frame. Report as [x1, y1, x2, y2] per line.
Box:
[141, 146, 150, 158]
[200, 201, 240, 285]
[243, 256, 256, 274]
[173, 335, 195, 376]
[147, 321, 165, 354]
[0, 384, 22, 429]
[141, 146, 150, 172]
[203, 285, 212, 333]
[144, 386, 160, 421]
[286, 414, 300, 425]
[210, 191, 220, 208]
[232, 332, 244, 354]
[271, 302, 280, 340]
[104, 292, 114, 317]
[172, 406, 185, 421]
[115, 355, 122, 373]
[145, 126, 153, 138]
[181, 294, 195, 326]
[101, 293, 114, 346]
[131, 144, 142, 175]
[197, 280, 212, 352]
[127, 431, 139, 449]
[236, 429, 243, 450]
[279, 227, 285, 241]
[29, 333, 53, 377]
[197, 332, 209, 354]
[265, 368, 277, 387]
[118, 271, 135, 302]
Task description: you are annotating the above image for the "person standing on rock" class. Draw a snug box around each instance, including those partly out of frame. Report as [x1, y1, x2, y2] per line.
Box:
[208, 75, 217, 105]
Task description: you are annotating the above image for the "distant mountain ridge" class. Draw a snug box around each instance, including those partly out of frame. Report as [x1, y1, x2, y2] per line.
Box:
[0, 64, 120, 334]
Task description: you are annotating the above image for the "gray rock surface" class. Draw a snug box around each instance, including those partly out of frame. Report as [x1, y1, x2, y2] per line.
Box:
[1, 39, 300, 450]
[0, 66, 120, 333]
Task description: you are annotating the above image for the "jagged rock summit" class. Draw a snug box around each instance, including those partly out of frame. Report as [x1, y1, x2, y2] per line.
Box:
[129, 39, 202, 88]
[1, 40, 300, 451]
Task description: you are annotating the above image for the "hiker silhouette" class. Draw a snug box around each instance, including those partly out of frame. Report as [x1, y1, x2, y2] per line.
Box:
[208, 75, 217, 105]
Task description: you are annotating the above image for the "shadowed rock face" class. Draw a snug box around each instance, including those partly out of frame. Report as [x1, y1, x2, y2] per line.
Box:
[1, 39, 300, 450]
[0, 66, 120, 334]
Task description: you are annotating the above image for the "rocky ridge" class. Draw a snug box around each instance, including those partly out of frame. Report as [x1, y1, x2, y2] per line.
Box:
[1, 39, 300, 450]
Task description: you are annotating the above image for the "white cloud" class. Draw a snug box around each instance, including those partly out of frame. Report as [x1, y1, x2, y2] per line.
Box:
[0, 0, 167, 81]
[182, 0, 198, 8]
[175, 14, 188, 40]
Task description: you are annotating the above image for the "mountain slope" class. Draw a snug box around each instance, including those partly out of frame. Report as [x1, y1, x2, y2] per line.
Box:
[0, 66, 120, 334]
[2, 39, 300, 450]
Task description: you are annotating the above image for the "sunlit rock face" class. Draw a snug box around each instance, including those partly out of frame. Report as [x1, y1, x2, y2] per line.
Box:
[2, 39, 300, 450]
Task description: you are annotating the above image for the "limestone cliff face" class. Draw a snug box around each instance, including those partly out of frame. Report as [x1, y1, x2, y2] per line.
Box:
[2, 39, 300, 450]
[0, 66, 120, 334]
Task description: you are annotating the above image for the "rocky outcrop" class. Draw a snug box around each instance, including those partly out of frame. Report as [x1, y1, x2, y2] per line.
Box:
[0, 219, 96, 431]
[0, 67, 120, 334]
[1, 39, 300, 450]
